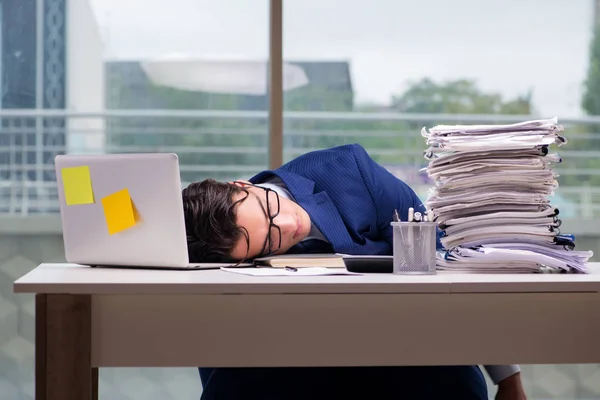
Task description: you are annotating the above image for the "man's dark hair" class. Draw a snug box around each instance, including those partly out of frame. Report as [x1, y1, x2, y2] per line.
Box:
[182, 179, 249, 263]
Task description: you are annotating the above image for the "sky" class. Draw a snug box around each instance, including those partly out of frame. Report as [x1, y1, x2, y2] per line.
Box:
[89, 0, 594, 117]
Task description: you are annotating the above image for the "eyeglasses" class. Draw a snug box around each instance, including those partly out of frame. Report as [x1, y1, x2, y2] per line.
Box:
[233, 182, 282, 257]
[258, 186, 281, 256]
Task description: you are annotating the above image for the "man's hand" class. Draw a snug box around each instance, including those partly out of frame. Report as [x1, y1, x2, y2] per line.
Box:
[495, 372, 527, 400]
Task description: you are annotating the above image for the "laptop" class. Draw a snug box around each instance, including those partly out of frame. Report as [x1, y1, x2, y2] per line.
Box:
[55, 152, 250, 269]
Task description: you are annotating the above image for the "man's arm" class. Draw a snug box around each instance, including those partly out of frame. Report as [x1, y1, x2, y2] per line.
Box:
[490, 370, 527, 400]
[349, 144, 442, 248]
[349, 145, 428, 240]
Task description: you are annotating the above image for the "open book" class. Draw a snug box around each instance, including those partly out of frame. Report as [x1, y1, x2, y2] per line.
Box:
[253, 253, 346, 268]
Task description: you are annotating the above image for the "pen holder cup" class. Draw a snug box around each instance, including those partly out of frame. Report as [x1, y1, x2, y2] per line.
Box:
[390, 221, 437, 275]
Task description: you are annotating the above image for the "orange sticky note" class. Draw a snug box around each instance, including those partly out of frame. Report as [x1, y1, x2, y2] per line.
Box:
[101, 188, 140, 235]
[61, 166, 95, 205]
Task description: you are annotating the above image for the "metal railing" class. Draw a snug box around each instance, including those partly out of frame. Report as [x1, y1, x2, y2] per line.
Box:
[1, 109, 600, 216]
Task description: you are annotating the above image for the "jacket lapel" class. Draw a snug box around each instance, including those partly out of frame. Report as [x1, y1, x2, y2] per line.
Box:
[294, 191, 355, 253]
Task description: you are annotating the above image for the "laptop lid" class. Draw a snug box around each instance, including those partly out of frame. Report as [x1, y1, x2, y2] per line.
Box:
[55, 153, 190, 268]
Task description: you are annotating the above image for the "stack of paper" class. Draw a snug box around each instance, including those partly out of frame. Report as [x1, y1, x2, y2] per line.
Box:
[421, 117, 593, 273]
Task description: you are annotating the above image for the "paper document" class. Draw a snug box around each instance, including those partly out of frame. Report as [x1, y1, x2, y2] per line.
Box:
[61, 165, 95, 205]
[101, 188, 140, 235]
[221, 267, 362, 276]
[420, 117, 592, 274]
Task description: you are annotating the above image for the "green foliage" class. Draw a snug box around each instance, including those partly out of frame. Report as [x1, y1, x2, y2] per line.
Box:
[391, 78, 532, 115]
[570, 26, 600, 190]
[582, 27, 600, 116]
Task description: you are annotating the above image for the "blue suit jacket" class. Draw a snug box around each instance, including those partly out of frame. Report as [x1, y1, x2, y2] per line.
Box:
[250, 143, 440, 254]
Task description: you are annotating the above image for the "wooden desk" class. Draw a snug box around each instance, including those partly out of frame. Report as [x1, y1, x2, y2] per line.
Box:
[14, 263, 600, 400]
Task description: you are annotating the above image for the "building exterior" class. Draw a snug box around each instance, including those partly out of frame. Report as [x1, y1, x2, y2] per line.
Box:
[0, 0, 67, 213]
[105, 59, 353, 111]
[0, 0, 105, 214]
[2, 0, 66, 110]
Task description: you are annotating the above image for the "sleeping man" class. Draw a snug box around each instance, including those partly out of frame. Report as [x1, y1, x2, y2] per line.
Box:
[183, 144, 527, 400]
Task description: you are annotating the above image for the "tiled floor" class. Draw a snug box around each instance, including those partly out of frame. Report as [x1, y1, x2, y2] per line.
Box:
[1, 234, 598, 400]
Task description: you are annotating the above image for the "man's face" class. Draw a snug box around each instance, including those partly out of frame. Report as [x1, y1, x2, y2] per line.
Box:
[229, 181, 312, 260]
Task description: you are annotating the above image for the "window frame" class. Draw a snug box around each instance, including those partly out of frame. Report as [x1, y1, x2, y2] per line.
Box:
[268, 0, 283, 169]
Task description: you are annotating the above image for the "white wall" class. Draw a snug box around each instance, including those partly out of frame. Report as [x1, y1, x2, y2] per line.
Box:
[65, 0, 105, 154]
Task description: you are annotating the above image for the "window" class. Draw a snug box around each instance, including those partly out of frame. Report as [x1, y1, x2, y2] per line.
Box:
[2, 1, 600, 399]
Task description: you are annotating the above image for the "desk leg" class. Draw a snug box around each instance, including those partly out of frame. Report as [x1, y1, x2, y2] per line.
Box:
[92, 368, 99, 400]
[36, 294, 96, 400]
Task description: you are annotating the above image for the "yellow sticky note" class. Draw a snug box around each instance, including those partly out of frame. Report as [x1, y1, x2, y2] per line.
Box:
[101, 188, 140, 235]
[61, 166, 95, 205]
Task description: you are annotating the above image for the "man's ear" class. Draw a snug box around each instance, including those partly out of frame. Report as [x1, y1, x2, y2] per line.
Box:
[229, 180, 252, 187]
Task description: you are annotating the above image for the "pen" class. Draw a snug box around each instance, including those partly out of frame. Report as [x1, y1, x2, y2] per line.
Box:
[413, 212, 422, 222]
[408, 207, 414, 222]
[393, 209, 401, 222]
[284, 266, 298, 272]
